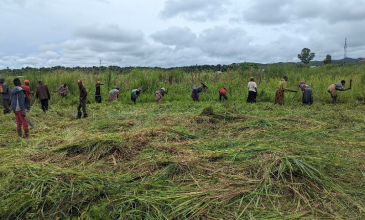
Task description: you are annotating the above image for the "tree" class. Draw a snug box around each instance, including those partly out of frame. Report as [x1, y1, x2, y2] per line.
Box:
[323, 54, 332, 64]
[298, 48, 315, 64]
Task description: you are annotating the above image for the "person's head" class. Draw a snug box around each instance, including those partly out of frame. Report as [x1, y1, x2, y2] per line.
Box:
[0, 78, 4, 84]
[161, 87, 165, 91]
[77, 80, 82, 88]
[24, 79, 30, 85]
[341, 80, 346, 85]
[283, 76, 288, 81]
[116, 87, 119, 90]
[13, 78, 21, 86]
[138, 87, 142, 91]
[38, 79, 43, 85]
[96, 81, 100, 85]
[250, 78, 254, 81]
[63, 83, 67, 87]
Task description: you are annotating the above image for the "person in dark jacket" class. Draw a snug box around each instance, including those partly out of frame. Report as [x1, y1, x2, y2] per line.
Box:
[0, 78, 11, 114]
[131, 87, 142, 104]
[76, 80, 88, 118]
[35, 80, 50, 112]
[10, 78, 30, 138]
[95, 81, 103, 103]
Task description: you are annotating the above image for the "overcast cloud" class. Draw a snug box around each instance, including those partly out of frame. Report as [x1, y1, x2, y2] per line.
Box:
[0, 0, 364, 69]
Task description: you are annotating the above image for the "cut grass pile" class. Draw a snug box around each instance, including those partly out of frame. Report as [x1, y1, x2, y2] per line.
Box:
[1, 99, 365, 219]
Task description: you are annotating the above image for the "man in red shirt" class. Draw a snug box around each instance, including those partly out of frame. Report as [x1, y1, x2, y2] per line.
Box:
[219, 88, 227, 102]
[21, 79, 31, 109]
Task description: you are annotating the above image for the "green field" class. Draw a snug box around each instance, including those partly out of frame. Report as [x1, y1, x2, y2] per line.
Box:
[1, 64, 365, 219]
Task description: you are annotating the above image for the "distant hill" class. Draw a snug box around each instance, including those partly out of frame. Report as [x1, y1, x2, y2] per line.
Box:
[310, 57, 365, 66]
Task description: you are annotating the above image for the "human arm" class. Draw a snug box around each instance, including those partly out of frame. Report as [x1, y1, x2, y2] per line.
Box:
[55, 86, 61, 92]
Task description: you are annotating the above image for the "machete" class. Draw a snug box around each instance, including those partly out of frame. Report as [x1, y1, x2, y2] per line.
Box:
[24, 117, 35, 129]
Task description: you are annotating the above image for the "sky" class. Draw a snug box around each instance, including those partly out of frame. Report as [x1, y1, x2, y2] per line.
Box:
[1, 0, 364, 69]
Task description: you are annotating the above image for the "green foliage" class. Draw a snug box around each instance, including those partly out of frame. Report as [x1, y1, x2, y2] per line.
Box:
[324, 54, 332, 64]
[298, 48, 315, 64]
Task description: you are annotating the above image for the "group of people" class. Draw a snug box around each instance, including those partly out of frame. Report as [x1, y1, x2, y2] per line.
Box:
[0, 76, 352, 138]
[273, 76, 351, 105]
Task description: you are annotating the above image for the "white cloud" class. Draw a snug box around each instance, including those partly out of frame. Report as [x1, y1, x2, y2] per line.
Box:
[150, 26, 197, 48]
[38, 51, 60, 59]
[160, 0, 231, 21]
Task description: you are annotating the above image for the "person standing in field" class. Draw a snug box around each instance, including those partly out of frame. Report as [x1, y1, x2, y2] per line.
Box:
[35, 80, 51, 112]
[21, 79, 31, 110]
[219, 88, 227, 102]
[95, 81, 103, 103]
[155, 87, 168, 103]
[10, 78, 30, 138]
[299, 81, 313, 105]
[247, 78, 257, 103]
[0, 78, 11, 114]
[191, 83, 208, 102]
[131, 87, 142, 104]
[21, 79, 32, 102]
[76, 80, 88, 118]
[108, 87, 120, 103]
[327, 80, 351, 104]
[274, 76, 297, 105]
[55, 83, 68, 99]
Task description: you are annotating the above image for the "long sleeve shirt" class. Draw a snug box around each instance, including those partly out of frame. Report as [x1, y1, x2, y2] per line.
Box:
[36, 84, 50, 100]
[79, 85, 88, 100]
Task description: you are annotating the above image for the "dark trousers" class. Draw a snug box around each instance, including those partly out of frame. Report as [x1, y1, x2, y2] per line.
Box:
[40, 99, 49, 112]
[219, 93, 227, 101]
[247, 91, 257, 103]
[95, 95, 101, 103]
[77, 99, 87, 113]
[2, 99, 10, 114]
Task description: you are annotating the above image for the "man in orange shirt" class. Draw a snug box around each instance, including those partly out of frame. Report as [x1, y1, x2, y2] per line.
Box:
[21, 79, 31, 110]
